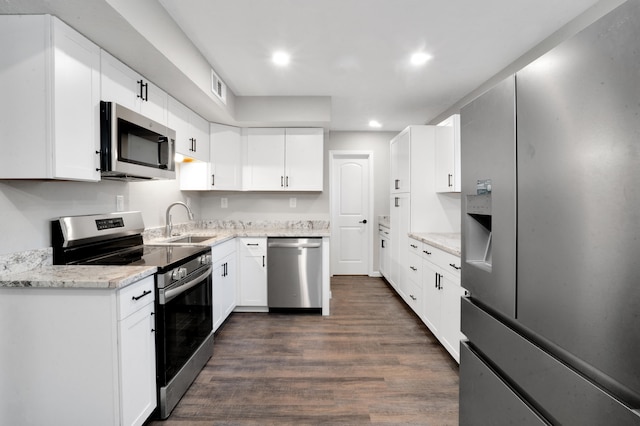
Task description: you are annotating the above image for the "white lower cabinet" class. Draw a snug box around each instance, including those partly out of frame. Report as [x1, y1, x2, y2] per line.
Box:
[0, 275, 157, 426]
[236, 238, 268, 310]
[420, 242, 467, 363]
[212, 239, 237, 332]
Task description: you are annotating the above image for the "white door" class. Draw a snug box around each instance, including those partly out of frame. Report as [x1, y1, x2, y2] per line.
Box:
[330, 152, 372, 275]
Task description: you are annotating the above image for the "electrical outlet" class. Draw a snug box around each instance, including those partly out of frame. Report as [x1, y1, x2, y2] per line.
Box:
[221, 197, 228, 208]
[289, 197, 297, 208]
[116, 195, 124, 212]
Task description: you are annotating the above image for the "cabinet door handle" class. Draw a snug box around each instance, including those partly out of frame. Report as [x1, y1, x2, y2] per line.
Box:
[410, 294, 417, 301]
[137, 80, 148, 101]
[423, 250, 431, 255]
[449, 263, 461, 270]
[193, 137, 197, 152]
[132, 290, 152, 301]
[381, 240, 385, 248]
[281, 176, 284, 187]
[137, 79, 144, 100]
[359, 219, 367, 224]
[263, 255, 265, 267]
[394, 197, 399, 207]
[211, 174, 215, 187]
[410, 266, 417, 271]
[435, 273, 438, 288]
[448, 173, 452, 188]
[395, 179, 400, 190]
[286, 176, 289, 187]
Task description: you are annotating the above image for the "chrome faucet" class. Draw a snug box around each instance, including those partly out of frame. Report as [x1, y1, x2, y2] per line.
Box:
[165, 201, 195, 237]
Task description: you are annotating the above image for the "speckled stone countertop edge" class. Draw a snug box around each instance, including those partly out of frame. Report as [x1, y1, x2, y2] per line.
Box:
[408, 232, 461, 257]
[0, 265, 157, 289]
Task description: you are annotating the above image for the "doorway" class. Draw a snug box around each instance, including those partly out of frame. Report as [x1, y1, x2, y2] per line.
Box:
[330, 151, 373, 275]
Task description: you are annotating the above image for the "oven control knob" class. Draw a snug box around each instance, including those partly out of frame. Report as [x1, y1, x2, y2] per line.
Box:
[172, 267, 188, 280]
[199, 254, 212, 265]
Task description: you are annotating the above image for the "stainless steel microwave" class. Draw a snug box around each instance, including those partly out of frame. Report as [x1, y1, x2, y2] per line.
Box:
[100, 101, 176, 181]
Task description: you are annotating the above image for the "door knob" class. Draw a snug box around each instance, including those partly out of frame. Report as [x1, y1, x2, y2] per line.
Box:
[359, 219, 367, 224]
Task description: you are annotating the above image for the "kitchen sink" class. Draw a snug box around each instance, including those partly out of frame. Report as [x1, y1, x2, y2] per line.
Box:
[169, 235, 214, 243]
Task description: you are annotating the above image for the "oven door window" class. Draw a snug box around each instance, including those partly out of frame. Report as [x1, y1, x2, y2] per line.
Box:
[157, 276, 212, 385]
[118, 118, 170, 170]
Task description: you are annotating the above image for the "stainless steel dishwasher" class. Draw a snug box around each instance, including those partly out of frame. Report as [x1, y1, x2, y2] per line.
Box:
[267, 237, 322, 311]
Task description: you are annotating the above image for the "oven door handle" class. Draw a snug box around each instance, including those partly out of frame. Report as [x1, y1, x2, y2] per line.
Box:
[162, 266, 212, 304]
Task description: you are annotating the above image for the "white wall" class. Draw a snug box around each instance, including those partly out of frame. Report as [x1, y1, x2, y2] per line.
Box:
[0, 171, 198, 256]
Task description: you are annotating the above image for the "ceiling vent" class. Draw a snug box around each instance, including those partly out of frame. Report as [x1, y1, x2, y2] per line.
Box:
[211, 69, 227, 104]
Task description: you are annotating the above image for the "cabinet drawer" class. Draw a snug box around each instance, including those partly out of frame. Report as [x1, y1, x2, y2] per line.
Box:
[212, 238, 235, 259]
[118, 275, 155, 320]
[405, 279, 422, 317]
[407, 251, 422, 284]
[408, 238, 421, 255]
[241, 238, 266, 255]
[422, 243, 461, 278]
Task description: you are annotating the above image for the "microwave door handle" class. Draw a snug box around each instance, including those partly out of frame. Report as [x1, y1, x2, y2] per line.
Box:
[162, 266, 212, 304]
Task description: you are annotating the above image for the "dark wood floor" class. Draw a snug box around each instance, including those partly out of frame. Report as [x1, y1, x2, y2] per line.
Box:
[150, 276, 459, 425]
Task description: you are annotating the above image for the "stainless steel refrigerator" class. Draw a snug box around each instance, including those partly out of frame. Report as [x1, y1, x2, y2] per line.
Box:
[459, 1, 640, 424]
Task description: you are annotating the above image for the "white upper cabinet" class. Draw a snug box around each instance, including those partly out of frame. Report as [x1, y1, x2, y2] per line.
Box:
[0, 15, 101, 181]
[245, 128, 323, 191]
[435, 114, 461, 193]
[168, 96, 210, 162]
[179, 123, 242, 191]
[211, 123, 243, 190]
[101, 49, 168, 126]
[245, 128, 287, 190]
[390, 129, 411, 193]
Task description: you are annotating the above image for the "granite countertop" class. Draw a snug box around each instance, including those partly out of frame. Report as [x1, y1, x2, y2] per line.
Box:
[408, 232, 461, 257]
[0, 225, 330, 289]
[0, 265, 156, 289]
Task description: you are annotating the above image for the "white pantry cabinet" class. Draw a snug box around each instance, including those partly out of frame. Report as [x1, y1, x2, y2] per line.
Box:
[0, 15, 101, 181]
[0, 276, 157, 426]
[245, 128, 324, 191]
[101, 49, 168, 126]
[168, 96, 210, 162]
[212, 239, 237, 331]
[435, 114, 461, 193]
[236, 238, 268, 310]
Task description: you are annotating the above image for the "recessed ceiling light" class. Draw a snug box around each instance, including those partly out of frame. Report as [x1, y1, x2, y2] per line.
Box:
[272, 51, 290, 66]
[411, 52, 432, 66]
[369, 120, 382, 128]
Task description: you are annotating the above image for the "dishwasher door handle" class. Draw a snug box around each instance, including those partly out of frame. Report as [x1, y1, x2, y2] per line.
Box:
[268, 242, 322, 249]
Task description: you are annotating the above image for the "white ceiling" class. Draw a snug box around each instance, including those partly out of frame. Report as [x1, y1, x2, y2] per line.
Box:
[158, 0, 601, 131]
[0, 0, 603, 131]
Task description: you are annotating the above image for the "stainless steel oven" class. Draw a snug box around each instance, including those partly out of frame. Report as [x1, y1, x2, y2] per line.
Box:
[51, 211, 213, 420]
[155, 251, 213, 419]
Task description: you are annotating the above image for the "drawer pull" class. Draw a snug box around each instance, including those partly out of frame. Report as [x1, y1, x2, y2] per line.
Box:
[410, 294, 417, 301]
[247, 243, 260, 246]
[132, 290, 152, 301]
[410, 266, 417, 271]
[423, 250, 432, 255]
[410, 244, 418, 249]
[449, 263, 461, 270]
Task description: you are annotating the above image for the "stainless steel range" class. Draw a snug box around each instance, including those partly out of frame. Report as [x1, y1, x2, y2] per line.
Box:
[52, 211, 213, 420]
